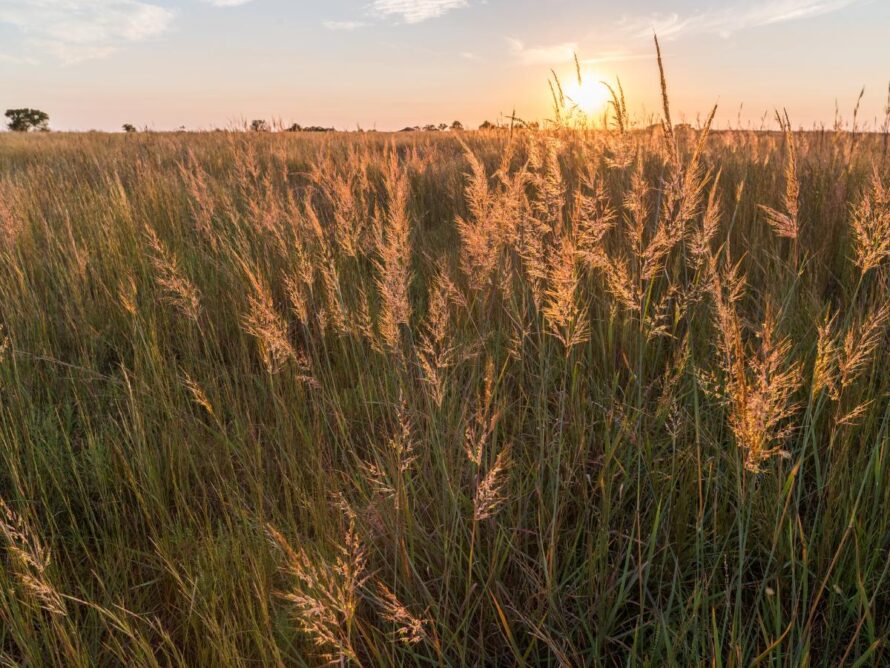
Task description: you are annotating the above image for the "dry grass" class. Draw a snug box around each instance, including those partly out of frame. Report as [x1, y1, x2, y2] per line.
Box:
[1, 56, 890, 666]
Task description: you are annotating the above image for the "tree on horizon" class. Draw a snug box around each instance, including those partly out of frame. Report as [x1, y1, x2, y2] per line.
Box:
[5, 108, 50, 132]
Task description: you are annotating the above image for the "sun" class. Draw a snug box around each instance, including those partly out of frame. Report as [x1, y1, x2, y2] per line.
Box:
[564, 77, 610, 116]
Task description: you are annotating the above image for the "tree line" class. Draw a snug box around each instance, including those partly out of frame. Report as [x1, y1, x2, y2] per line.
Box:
[5, 109, 522, 134]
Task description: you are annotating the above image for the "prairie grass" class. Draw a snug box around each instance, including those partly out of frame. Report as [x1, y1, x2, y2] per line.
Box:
[2, 71, 890, 666]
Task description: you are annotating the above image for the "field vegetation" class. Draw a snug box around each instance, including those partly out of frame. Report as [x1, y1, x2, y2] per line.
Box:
[1, 51, 890, 665]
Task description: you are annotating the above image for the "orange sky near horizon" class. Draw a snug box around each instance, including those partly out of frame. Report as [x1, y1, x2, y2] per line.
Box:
[1, 0, 888, 132]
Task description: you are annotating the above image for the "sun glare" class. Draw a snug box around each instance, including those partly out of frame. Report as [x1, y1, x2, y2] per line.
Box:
[565, 77, 610, 116]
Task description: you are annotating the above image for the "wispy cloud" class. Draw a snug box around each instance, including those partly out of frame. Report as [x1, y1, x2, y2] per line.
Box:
[371, 0, 469, 24]
[507, 38, 578, 66]
[0, 51, 38, 65]
[619, 0, 862, 40]
[506, 1, 862, 71]
[0, 0, 175, 63]
[323, 20, 366, 31]
[508, 40, 643, 68]
[202, 0, 255, 6]
[581, 50, 648, 66]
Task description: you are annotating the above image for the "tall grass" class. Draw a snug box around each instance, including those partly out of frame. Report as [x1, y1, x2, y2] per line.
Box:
[1, 67, 890, 665]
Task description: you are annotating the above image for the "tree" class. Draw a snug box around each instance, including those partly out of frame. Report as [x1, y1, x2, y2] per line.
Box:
[122, 124, 137, 133]
[450, 120, 464, 131]
[5, 108, 49, 132]
[285, 123, 302, 132]
[250, 119, 270, 132]
[479, 120, 495, 130]
[438, 123, 448, 131]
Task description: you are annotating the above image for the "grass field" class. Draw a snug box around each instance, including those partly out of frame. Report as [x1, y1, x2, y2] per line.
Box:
[2, 75, 890, 665]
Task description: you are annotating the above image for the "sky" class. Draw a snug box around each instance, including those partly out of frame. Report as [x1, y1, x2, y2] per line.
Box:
[0, 0, 888, 131]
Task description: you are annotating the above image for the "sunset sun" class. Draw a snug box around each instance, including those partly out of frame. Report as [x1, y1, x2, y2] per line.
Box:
[565, 77, 610, 115]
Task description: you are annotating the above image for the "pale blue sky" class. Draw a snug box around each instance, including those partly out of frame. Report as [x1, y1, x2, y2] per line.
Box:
[1, 0, 888, 131]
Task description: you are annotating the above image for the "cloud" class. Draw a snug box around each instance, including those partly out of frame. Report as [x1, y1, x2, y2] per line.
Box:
[504, 0, 863, 70]
[510, 40, 644, 69]
[371, 0, 469, 24]
[323, 20, 366, 31]
[581, 50, 647, 66]
[202, 0, 254, 6]
[508, 38, 578, 66]
[0, 0, 175, 63]
[619, 0, 862, 40]
[0, 51, 38, 65]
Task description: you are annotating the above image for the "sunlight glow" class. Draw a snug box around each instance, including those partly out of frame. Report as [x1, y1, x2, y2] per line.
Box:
[564, 77, 610, 116]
